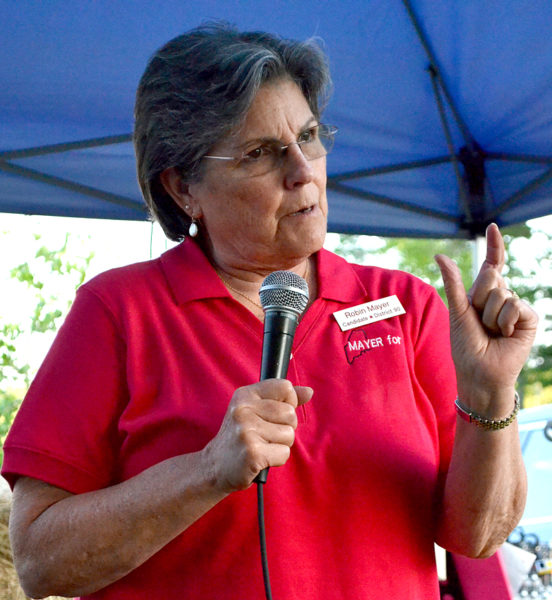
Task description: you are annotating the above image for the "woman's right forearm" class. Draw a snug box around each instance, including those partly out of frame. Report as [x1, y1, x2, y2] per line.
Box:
[10, 380, 310, 598]
[10, 450, 229, 598]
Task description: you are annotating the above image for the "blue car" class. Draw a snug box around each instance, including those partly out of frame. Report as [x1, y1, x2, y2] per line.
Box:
[517, 404, 552, 545]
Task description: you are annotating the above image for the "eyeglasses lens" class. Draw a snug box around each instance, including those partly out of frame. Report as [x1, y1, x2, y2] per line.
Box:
[256, 125, 337, 176]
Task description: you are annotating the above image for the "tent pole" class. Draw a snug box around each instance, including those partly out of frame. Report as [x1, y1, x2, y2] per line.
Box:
[472, 235, 486, 280]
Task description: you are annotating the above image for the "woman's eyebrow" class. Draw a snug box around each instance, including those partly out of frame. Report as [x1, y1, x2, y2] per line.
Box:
[301, 116, 318, 129]
[232, 117, 318, 151]
[233, 134, 279, 152]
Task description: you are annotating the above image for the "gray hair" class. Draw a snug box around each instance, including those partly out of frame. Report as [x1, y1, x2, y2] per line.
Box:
[134, 22, 332, 241]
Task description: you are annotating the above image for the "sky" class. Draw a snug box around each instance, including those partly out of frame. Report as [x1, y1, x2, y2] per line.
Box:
[1, 211, 551, 383]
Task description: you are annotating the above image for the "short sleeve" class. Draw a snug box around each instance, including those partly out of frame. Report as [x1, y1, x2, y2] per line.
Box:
[2, 286, 128, 493]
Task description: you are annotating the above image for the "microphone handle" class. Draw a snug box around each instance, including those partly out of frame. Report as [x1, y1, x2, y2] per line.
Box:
[255, 309, 298, 484]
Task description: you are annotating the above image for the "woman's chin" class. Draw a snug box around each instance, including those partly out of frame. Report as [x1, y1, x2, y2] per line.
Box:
[279, 222, 327, 259]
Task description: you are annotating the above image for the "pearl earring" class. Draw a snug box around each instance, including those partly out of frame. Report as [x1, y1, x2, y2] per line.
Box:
[184, 205, 198, 237]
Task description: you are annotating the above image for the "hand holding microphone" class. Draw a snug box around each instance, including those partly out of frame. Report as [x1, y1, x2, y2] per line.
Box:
[204, 271, 311, 493]
[255, 270, 310, 483]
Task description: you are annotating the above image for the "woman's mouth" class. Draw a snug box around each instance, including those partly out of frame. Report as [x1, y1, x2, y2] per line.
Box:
[291, 205, 314, 216]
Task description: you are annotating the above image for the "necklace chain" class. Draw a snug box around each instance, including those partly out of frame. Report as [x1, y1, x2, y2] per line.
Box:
[217, 261, 310, 311]
[218, 274, 263, 309]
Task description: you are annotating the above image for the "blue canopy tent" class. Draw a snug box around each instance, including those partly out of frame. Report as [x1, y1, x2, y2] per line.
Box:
[2, 4, 550, 596]
[2, 0, 552, 238]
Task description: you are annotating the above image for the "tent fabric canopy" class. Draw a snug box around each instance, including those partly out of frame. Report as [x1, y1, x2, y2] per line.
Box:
[2, 0, 552, 238]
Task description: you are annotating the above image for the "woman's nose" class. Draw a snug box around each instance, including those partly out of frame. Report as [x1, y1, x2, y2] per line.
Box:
[282, 143, 315, 188]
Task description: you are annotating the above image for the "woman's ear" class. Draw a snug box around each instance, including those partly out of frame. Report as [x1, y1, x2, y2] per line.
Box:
[159, 167, 192, 214]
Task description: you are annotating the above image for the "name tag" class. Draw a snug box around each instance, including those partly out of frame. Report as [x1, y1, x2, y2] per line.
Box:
[333, 295, 406, 331]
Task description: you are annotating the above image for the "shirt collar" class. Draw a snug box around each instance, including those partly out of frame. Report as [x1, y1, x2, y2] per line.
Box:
[160, 239, 229, 305]
[316, 247, 368, 303]
[160, 238, 367, 306]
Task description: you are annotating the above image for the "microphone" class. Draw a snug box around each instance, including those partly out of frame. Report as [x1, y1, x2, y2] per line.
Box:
[255, 270, 309, 484]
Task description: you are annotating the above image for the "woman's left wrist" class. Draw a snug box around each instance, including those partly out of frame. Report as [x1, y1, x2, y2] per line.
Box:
[455, 386, 519, 422]
[455, 391, 520, 431]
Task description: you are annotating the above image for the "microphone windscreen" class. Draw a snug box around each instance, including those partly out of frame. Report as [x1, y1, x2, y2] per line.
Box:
[259, 271, 309, 316]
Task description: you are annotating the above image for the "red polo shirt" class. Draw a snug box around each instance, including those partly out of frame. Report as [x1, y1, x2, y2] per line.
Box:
[2, 239, 457, 599]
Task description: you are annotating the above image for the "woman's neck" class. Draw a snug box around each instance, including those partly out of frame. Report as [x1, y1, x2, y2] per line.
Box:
[214, 255, 316, 319]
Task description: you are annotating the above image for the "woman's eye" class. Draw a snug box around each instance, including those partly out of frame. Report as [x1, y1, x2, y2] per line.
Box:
[298, 127, 317, 144]
[242, 145, 272, 162]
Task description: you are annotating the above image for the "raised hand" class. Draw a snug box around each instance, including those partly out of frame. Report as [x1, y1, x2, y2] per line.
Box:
[434, 224, 538, 412]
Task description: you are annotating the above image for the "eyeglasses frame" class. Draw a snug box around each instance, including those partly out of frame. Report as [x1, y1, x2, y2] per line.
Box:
[202, 123, 338, 171]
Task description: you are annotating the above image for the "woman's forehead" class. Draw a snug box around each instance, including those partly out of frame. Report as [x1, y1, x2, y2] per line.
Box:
[229, 81, 316, 145]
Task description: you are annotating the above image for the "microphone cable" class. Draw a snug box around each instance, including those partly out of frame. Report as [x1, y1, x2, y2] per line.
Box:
[254, 270, 309, 600]
[257, 480, 273, 600]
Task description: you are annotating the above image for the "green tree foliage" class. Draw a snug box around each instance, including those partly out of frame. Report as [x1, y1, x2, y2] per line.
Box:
[332, 223, 552, 407]
[374, 237, 474, 303]
[0, 235, 93, 464]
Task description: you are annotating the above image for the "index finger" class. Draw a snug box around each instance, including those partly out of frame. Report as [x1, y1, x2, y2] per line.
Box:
[480, 223, 505, 273]
[255, 379, 313, 409]
[467, 223, 507, 306]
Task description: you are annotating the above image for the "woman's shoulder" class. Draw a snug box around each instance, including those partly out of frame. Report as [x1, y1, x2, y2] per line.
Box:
[76, 240, 213, 316]
[77, 243, 190, 311]
[82, 255, 166, 296]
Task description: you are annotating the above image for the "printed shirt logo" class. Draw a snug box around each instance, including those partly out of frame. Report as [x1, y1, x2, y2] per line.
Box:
[344, 329, 403, 365]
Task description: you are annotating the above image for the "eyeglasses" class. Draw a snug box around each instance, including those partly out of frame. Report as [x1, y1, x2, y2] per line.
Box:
[203, 123, 337, 177]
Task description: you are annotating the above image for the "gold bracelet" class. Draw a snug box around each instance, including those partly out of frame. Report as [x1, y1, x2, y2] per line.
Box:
[455, 392, 520, 430]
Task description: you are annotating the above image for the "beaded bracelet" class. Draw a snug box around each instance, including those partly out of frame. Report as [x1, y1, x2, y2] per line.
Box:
[455, 392, 520, 430]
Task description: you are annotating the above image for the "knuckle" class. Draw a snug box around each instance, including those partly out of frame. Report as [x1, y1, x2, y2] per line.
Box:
[247, 444, 267, 473]
[503, 297, 517, 312]
[278, 446, 291, 464]
[236, 423, 256, 445]
[274, 378, 294, 398]
[229, 404, 244, 422]
[270, 446, 291, 468]
[231, 402, 256, 425]
[281, 402, 296, 421]
[286, 425, 296, 445]
[281, 379, 294, 393]
[243, 438, 262, 460]
[232, 385, 255, 404]
[277, 423, 295, 445]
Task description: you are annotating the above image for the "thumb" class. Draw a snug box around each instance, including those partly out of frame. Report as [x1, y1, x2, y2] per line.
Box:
[294, 385, 314, 407]
[434, 254, 470, 317]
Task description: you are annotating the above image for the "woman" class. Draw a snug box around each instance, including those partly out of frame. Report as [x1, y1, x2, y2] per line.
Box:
[2, 23, 537, 599]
